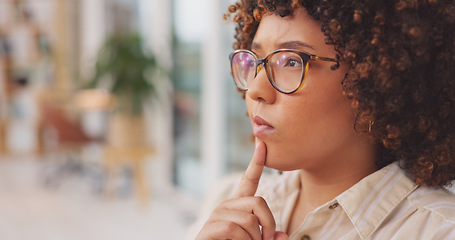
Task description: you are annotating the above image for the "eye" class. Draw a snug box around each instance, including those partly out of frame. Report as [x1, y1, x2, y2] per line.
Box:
[284, 57, 303, 68]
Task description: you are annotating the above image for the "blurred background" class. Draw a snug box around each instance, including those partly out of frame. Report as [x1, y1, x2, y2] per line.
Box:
[0, 0, 255, 239]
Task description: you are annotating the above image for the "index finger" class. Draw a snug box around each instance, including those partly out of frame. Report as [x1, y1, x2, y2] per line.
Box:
[233, 141, 267, 198]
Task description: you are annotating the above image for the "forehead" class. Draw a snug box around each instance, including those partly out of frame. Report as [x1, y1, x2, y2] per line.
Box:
[252, 8, 330, 54]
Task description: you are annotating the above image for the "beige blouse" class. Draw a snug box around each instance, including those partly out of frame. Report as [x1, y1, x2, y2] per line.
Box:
[187, 162, 455, 240]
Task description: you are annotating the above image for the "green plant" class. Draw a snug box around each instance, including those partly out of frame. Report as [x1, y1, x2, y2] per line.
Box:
[88, 33, 163, 115]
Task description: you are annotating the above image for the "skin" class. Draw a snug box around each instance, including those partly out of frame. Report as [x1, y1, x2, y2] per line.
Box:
[196, 7, 377, 239]
[196, 141, 286, 240]
[248, 8, 377, 234]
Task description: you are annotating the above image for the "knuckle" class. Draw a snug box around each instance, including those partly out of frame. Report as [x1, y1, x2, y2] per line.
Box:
[223, 222, 239, 235]
[244, 214, 259, 227]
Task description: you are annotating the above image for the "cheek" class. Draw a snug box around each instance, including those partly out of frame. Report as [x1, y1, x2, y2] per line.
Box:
[298, 83, 354, 144]
[265, 107, 354, 171]
[267, 82, 354, 168]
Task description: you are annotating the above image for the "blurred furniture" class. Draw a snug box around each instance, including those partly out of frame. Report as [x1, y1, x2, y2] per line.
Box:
[38, 90, 154, 205]
[103, 146, 154, 206]
[75, 89, 153, 205]
[39, 97, 92, 153]
[38, 95, 96, 189]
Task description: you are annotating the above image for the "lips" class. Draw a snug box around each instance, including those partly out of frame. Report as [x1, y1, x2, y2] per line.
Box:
[252, 115, 275, 137]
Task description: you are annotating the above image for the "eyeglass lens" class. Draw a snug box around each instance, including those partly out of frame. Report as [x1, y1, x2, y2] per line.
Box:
[231, 51, 305, 93]
[231, 52, 256, 91]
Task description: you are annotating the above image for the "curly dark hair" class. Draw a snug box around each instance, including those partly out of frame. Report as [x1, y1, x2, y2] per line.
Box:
[225, 0, 455, 186]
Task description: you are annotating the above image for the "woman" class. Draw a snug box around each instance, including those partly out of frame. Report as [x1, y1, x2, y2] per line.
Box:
[193, 0, 455, 239]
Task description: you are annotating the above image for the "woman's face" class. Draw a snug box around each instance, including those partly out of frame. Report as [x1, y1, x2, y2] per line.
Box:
[246, 8, 367, 171]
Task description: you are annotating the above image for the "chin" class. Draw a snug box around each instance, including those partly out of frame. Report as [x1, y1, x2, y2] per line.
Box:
[263, 145, 299, 171]
[265, 157, 299, 172]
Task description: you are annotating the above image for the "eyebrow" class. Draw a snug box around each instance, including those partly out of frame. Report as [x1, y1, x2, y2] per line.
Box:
[279, 41, 316, 50]
[251, 40, 316, 51]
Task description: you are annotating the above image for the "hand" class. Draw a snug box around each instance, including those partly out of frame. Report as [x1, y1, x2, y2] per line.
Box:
[195, 141, 289, 240]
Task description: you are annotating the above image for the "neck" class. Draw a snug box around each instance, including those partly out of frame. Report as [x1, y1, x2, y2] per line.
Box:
[297, 141, 378, 211]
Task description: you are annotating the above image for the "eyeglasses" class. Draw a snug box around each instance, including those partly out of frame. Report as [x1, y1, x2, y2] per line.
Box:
[229, 49, 338, 94]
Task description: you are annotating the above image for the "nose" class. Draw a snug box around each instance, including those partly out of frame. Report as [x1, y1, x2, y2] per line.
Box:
[245, 65, 277, 104]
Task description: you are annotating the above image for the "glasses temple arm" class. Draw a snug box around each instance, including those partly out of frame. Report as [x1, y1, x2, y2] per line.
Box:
[311, 55, 340, 70]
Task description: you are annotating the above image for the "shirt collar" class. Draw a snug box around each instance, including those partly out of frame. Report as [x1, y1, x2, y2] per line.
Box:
[261, 170, 301, 231]
[336, 162, 419, 239]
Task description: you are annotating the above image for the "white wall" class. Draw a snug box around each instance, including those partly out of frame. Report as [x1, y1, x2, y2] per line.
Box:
[79, 0, 106, 80]
[138, 0, 174, 191]
[200, 0, 227, 193]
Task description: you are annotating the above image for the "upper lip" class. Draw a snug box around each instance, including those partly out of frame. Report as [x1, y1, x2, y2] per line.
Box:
[253, 115, 273, 128]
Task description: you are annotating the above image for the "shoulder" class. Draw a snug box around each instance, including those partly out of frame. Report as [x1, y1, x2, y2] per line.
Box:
[407, 185, 455, 224]
[370, 185, 455, 239]
[399, 186, 455, 239]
